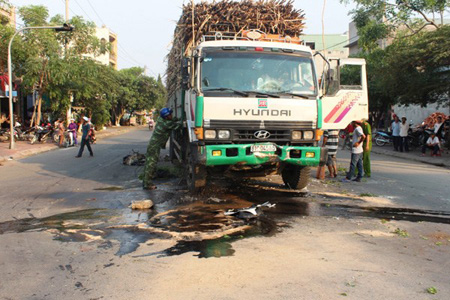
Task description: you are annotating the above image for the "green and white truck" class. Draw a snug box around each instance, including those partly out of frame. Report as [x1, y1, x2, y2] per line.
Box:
[167, 30, 368, 191]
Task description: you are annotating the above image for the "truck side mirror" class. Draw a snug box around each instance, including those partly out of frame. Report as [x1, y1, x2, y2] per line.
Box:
[182, 57, 190, 89]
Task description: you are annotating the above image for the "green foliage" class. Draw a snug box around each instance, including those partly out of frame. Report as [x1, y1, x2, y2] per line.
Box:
[1, 3, 166, 129]
[393, 228, 409, 237]
[341, 0, 450, 51]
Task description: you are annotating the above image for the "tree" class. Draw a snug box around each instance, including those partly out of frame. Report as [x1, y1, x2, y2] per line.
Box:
[109, 67, 161, 126]
[0, 0, 14, 72]
[341, 0, 450, 51]
[11, 5, 101, 125]
[383, 25, 450, 106]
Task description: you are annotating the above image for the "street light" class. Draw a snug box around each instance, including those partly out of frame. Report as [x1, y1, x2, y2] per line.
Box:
[7, 24, 74, 149]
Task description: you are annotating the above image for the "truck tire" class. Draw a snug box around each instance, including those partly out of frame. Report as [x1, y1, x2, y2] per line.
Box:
[281, 165, 310, 190]
[186, 145, 207, 193]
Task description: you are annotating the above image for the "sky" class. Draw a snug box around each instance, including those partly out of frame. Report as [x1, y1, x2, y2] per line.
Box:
[10, 0, 356, 77]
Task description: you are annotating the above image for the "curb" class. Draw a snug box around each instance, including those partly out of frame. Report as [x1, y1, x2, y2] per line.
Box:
[0, 125, 144, 163]
[371, 147, 450, 169]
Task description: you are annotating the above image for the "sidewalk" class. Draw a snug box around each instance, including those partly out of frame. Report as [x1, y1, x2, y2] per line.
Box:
[0, 125, 144, 163]
[371, 145, 450, 168]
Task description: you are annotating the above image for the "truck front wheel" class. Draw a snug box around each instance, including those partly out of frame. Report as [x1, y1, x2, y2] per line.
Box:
[281, 165, 310, 190]
[186, 146, 207, 193]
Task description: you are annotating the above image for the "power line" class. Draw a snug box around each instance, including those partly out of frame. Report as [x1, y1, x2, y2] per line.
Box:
[83, 0, 157, 75]
[72, 0, 95, 22]
[85, 0, 106, 26]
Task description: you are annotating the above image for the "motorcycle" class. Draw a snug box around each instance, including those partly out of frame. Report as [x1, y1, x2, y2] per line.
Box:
[63, 129, 77, 148]
[374, 130, 393, 147]
[0, 122, 33, 142]
[30, 123, 56, 144]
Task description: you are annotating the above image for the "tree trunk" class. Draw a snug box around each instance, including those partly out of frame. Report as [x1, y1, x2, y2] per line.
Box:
[114, 107, 125, 126]
[36, 95, 42, 126]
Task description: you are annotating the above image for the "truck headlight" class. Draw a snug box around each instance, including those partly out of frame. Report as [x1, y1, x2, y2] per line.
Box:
[291, 131, 302, 140]
[205, 130, 216, 139]
[303, 131, 314, 140]
[218, 130, 231, 139]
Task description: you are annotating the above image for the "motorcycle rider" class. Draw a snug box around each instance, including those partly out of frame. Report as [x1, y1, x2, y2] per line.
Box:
[67, 119, 78, 146]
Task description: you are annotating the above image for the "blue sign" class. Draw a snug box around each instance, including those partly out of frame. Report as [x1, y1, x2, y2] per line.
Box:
[6, 91, 18, 97]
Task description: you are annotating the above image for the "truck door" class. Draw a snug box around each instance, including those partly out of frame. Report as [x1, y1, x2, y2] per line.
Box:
[320, 58, 369, 130]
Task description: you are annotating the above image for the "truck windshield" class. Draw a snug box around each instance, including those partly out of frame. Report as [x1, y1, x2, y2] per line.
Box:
[200, 51, 317, 97]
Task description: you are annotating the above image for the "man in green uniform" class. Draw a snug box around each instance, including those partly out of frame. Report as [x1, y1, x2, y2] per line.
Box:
[361, 118, 372, 177]
[142, 108, 182, 190]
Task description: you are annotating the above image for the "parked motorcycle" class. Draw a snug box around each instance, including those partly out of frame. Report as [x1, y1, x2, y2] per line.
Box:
[0, 122, 34, 142]
[30, 123, 55, 144]
[374, 130, 393, 147]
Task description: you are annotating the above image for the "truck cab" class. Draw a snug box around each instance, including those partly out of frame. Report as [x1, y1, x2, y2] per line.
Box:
[169, 32, 368, 191]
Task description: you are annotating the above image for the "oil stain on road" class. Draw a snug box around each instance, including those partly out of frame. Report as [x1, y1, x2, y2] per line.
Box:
[1, 180, 450, 258]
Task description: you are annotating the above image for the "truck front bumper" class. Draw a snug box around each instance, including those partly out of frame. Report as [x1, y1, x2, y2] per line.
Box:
[201, 143, 327, 167]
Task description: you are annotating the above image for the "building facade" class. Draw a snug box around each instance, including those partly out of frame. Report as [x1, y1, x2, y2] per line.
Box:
[85, 25, 118, 69]
[0, 3, 15, 27]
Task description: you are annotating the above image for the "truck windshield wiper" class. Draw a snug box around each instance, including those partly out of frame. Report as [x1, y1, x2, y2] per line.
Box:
[203, 88, 249, 97]
[276, 91, 310, 99]
[243, 90, 280, 98]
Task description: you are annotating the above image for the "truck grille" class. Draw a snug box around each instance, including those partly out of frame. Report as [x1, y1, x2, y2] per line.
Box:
[235, 130, 290, 141]
[206, 120, 315, 129]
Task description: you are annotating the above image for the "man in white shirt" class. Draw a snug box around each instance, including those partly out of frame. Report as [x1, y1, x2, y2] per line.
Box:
[399, 117, 410, 152]
[343, 120, 366, 182]
[391, 115, 401, 151]
[434, 116, 444, 139]
[421, 133, 440, 156]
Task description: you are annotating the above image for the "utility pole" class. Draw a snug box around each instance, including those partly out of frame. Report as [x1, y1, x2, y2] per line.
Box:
[66, 0, 69, 22]
[65, 0, 72, 126]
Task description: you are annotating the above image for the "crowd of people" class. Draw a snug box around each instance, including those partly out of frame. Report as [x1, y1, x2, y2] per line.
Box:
[317, 119, 372, 182]
[316, 113, 448, 183]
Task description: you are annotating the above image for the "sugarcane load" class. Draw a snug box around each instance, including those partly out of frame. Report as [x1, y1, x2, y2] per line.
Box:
[164, 0, 369, 192]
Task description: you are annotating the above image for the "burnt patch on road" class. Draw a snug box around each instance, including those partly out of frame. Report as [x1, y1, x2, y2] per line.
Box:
[319, 203, 450, 224]
[0, 209, 112, 235]
[94, 186, 124, 191]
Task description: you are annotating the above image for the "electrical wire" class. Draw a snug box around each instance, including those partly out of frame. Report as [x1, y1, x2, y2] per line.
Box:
[82, 0, 157, 75]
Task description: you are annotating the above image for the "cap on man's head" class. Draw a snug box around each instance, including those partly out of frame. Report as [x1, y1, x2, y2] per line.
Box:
[401, 116, 407, 120]
[83, 116, 89, 121]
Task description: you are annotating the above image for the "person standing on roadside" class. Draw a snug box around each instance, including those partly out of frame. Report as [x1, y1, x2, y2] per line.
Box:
[360, 119, 372, 177]
[391, 115, 401, 151]
[399, 117, 410, 152]
[316, 129, 339, 179]
[75, 116, 93, 158]
[57, 118, 65, 147]
[434, 116, 444, 140]
[343, 120, 366, 182]
[342, 122, 354, 150]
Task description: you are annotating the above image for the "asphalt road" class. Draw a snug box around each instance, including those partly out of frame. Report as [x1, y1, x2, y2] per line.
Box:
[0, 129, 449, 299]
[335, 149, 450, 211]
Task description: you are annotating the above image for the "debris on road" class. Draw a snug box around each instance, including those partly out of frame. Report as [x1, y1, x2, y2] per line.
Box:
[123, 150, 146, 166]
[224, 201, 276, 219]
[131, 200, 154, 210]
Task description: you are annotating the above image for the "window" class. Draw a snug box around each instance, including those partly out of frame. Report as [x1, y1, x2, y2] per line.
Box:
[201, 51, 317, 96]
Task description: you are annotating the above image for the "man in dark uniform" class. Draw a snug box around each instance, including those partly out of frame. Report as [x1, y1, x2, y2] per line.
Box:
[142, 108, 182, 190]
